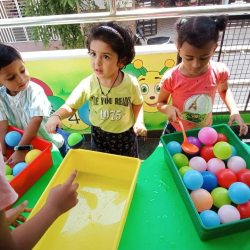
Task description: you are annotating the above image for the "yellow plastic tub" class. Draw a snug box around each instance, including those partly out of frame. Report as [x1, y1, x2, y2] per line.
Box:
[28, 149, 141, 250]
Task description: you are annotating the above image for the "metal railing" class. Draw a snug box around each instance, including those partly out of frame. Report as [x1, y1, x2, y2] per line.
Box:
[0, 3, 249, 28]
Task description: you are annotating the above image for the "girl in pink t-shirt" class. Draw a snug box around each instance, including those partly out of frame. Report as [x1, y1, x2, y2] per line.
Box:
[157, 15, 248, 136]
[0, 143, 79, 250]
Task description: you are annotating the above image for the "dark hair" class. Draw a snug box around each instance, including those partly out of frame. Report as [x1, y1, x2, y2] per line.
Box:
[175, 15, 228, 48]
[0, 43, 22, 71]
[86, 22, 135, 67]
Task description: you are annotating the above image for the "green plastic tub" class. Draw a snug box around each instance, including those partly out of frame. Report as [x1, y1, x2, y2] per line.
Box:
[160, 124, 250, 241]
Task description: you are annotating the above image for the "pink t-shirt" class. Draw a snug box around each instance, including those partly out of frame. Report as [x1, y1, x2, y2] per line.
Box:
[0, 150, 18, 211]
[160, 60, 229, 131]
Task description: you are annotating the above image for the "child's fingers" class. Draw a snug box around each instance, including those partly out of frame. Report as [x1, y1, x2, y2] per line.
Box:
[5, 157, 12, 165]
[10, 220, 22, 228]
[72, 182, 79, 191]
[23, 207, 32, 213]
[63, 170, 77, 186]
[239, 124, 248, 136]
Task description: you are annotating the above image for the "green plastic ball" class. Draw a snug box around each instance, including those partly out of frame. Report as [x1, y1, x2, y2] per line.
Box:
[213, 142, 233, 160]
[5, 164, 12, 175]
[179, 166, 193, 177]
[172, 153, 189, 170]
[5, 175, 15, 182]
[67, 133, 83, 147]
[211, 187, 231, 208]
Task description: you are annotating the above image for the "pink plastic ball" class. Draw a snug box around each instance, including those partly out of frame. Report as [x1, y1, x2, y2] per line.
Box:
[198, 127, 218, 145]
[218, 205, 241, 224]
[207, 158, 225, 175]
[189, 156, 207, 172]
[227, 156, 247, 174]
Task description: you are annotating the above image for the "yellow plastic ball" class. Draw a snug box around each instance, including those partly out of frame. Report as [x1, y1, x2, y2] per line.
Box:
[25, 149, 42, 164]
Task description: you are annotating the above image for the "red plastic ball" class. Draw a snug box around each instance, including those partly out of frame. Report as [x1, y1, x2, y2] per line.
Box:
[236, 169, 250, 188]
[216, 169, 237, 188]
[200, 145, 216, 162]
[237, 201, 250, 219]
[215, 133, 228, 143]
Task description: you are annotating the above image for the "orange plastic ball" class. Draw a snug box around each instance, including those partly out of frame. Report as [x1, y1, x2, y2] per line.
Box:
[190, 188, 213, 212]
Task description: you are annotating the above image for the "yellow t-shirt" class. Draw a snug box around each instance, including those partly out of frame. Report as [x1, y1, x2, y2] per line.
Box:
[66, 73, 143, 133]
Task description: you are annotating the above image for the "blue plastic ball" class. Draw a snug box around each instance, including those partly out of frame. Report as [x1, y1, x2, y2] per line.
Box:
[13, 162, 28, 176]
[200, 210, 220, 227]
[166, 141, 182, 156]
[228, 182, 250, 204]
[183, 170, 204, 190]
[5, 131, 22, 147]
[224, 145, 237, 162]
[201, 171, 218, 192]
[78, 101, 91, 125]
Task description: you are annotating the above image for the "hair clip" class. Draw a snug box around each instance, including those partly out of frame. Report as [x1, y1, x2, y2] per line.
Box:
[181, 19, 187, 24]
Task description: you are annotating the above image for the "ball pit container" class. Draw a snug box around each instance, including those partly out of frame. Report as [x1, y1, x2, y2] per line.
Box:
[28, 149, 141, 250]
[160, 124, 250, 241]
[6, 126, 53, 201]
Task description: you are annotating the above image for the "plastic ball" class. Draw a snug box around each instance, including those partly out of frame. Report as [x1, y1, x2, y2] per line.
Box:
[215, 133, 228, 143]
[189, 156, 207, 172]
[218, 205, 240, 224]
[78, 101, 91, 125]
[5, 164, 12, 175]
[183, 170, 203, 190]
[201, 171, 218, 192]
[224, 145, 237, 162]
[166, 141, 182, 156]
[67, 133, 85, 149]
[228, 182, 250, 204]
[183, 137, 202, 157]
[200, 210, 220, 228]
[213, 142, 232, 160]
[216, 169, 237, 188]
[211, 187, 231, 208]
[207, 158, 225, 175]
[5, 175, 15, 182]
[13, 162, 28, 176]
[25, 149, 42, 164]
[236, 169, 250, 188]
[172, 153, 189, 169]
[200, 145, 216, 162]
[190, 188, 213, 212]
[237, 201, 250, 219]
[5, 131, 22, 147]
[179, 166, 193, 177]
[227, 156, 246, 174]
[198, 127, 218, 145]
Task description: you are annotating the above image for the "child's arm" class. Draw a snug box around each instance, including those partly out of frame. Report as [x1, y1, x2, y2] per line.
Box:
[5, 116, 43, 165]
[0, 170, 78, 250]
[217, 82, 248, 135]
[46, 104, 76, 134]
[0, 120, 9, 161]
[132, 104, 147, 136]
[157, 89, 181, 123]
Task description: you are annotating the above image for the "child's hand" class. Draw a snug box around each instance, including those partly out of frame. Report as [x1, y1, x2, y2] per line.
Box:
[45, 170, 79, 216]
[5, 151, 26, 166]
[166, 106, 182, 123]
[5, 200, 32, 228]
[45, 116, 62, 134]
[228, 114, 248, 136]
[133, 122, 147, 137]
